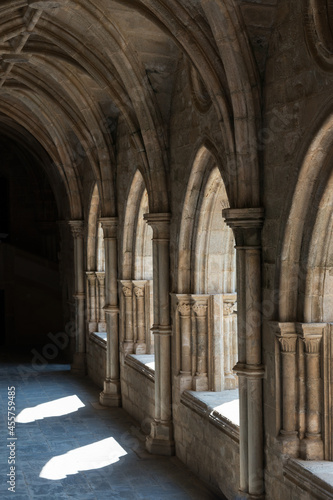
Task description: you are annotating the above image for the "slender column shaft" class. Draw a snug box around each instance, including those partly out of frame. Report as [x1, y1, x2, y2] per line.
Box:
[177, 301, 191, 374]
[99, 218, 121, 407]
[86, 272, 97, 324]
[223, 208, 265, 499]
[121, 282, 134, 353]
[133, 283, 146, 354]
[69, 220, 86, 375]
[144, 213, 174, 456]
[96, 272, 106, 325]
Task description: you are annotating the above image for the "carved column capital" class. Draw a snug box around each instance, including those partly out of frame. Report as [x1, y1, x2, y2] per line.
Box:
[95, 272, 105, 285]
[278, 336, 297, 353]
[222, 207, 264, 247]
[302, 337, 322, 354]
[143, 213, 171, 240]
[223, 300, 237, 316]
[192, 302, 208, 317]
[122, 285, 132, 297]
[86, 271, 97, 283]
[134, 286, 144, 298]
[177, 302, 191, 317]
[99, 217, 118, 239]
[68, 220, 85, 239]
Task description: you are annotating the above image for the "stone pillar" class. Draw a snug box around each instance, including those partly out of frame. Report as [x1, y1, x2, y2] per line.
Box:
[144, 213, 174, 456]
[272, 322, 298, 456]
[121, 281, 134, 354]
[86, 271, 97, 333]
[133, 281, 147, 354]
[69, 220, 86, 375]
[223, 208, 265, 500]
[99, 217, 121, 407]
[192, 296, 209, 391]
[95, 272, 106, 331]
[298, 323, 324, 460]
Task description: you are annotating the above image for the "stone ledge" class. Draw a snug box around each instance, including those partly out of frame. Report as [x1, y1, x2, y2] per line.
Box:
[283, 458, 333, 499]
[89, 332, 107, 350]
[124, 354, 155, 382]
[180, 390, 240, 444]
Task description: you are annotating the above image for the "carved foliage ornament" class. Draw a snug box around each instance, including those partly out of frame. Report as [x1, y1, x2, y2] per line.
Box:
[177, 303, 191, 316]
[304, 0, 333, 70]
[192, 303, 208, 317]
[134, 287, 144, 298]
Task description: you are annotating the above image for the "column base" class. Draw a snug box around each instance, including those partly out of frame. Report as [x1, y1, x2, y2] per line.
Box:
[278, 432, 299, 457]
[176, 373, 193, 393]
[146, 420, 175, 456]
[300, 435, 324, 460]
[99, 379, 122, 407]
[134, 343, 146, 355]
[71, 352, 86, 376]
[236, 491, 265, 500]
[123, 341, 134, 355]
[193, 374, 208, 391]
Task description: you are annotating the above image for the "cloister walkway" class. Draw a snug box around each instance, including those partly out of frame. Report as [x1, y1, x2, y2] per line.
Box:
[0, 349, 222, 500]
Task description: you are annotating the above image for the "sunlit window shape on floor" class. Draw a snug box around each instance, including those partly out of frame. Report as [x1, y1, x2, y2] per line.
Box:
[15, 395, 85, 423]
[213, 399, 239, 426]
[40, 437, 128, 480]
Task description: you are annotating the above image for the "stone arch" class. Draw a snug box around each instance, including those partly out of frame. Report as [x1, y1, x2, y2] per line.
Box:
[279, 113, 333, 322]
[178, 144, 235, 294]
[122, 170, 153, 281]
[87, 183, 105, 272]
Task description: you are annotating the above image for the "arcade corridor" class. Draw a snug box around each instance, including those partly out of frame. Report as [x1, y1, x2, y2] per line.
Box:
[0, 350, 221, 499]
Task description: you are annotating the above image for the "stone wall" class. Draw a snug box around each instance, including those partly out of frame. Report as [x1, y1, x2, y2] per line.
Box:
[86, 335, 106, 389]
[120, 356, 155, 433]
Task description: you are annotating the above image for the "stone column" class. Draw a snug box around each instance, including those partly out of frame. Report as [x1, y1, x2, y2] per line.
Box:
[192, 296, 209, 391]
[298, 323, 324, 460]
[272, 322, 298, 456]
[223, 296, 238, 390]
[223, 208, 265, 500]
[133, 281, 147, 354]
[68, 220, 86, 375]
[86, 272, 97, 333]
[144, 213, 174, 456]
[121, 281, 134, 354]
[95, 272, 106, 331]
[99, 217, 121, 407]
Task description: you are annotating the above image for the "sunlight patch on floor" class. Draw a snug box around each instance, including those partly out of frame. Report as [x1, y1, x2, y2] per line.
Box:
[39, 437, 127, 480]
[15, 395, 85, 423]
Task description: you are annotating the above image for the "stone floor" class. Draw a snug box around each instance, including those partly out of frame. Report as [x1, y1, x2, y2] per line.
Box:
[0, 350, 223, 499]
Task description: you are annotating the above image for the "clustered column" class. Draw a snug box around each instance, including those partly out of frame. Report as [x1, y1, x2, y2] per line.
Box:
[144, 213, 174, 456]
[223, 208, 265, 500]
[69, 220, 86, 375]
[99, 217, 121, 407]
